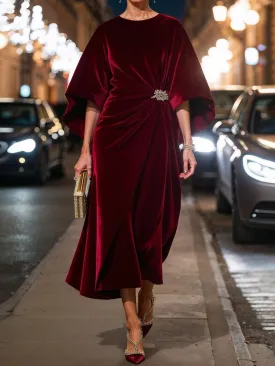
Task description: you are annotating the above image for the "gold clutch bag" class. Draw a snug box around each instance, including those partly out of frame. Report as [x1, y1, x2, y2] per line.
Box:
[73, 170, 91, 218]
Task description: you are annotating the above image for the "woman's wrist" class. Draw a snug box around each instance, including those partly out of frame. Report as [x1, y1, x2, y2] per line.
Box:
[184, 138, 193, 145]
[81, 144, 91, 155]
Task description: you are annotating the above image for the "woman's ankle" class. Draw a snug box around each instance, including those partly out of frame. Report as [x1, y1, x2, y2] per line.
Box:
[138, 289, 153, 299]
[126, 316, 141, 329]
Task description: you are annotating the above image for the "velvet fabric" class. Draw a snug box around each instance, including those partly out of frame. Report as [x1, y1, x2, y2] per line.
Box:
[63, 14, 215, 300]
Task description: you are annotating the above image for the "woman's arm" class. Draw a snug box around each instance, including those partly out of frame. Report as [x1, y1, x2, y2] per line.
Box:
[81, 101, 100, 154]
[176, 101, 197, 179]
[74, 101, 100, 179]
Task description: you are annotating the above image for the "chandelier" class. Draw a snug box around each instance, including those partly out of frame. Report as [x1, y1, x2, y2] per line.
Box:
[0, 1, 82, 75]
[212, 0, 260, 31]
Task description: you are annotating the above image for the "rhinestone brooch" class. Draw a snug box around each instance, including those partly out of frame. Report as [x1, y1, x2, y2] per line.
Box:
[151, 89, 169, 101]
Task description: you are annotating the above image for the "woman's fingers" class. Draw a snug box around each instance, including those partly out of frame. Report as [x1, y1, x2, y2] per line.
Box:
[184, 161, 196, 179]
[74, 165, 82, 180]
[74, 163, 86, 179]
[87, 166, 92, 178]
[74, 153, 92, 180]
[179, 154, 197, 179]
[183, 158, 188, 175]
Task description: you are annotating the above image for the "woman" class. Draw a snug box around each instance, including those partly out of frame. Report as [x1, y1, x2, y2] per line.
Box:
[63, 0, 215, 363]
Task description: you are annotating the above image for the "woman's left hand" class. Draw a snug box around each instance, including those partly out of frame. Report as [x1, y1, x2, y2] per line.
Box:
[179, 149, 197, 179]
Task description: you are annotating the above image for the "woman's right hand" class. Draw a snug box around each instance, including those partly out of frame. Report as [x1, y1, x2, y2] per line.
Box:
[74, 152, 92, 179]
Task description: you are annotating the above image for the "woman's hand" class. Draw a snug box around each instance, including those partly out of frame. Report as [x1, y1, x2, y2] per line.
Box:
[74, 152, 92, 179]
[179, 149, 197, 179]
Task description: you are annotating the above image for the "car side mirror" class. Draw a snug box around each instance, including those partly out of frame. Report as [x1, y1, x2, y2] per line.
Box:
[212, 119, 234, 135]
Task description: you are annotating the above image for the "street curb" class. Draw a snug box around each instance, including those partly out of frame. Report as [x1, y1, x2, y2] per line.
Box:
[199, 218, 255, 366]
[0, 219, 75, 318]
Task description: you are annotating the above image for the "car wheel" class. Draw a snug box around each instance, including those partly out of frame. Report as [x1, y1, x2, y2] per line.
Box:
[34, 150, 50, 185]
[216, 183, 231, 214]
[232, 178, 255, 244]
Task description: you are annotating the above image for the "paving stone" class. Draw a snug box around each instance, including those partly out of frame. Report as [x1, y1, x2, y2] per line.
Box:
[154, 294, 207, 319]
[0, 203, 223, 365]
[13, 294, 124, 318]
[146, 318, 210, 343]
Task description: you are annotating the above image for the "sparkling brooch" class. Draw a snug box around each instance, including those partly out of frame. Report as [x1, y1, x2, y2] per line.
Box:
[151, 89, 169, 101]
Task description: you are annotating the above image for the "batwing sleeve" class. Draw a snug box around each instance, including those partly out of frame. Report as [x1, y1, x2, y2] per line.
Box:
[63, 27, 111, 138]
[169, 24, 215, 134]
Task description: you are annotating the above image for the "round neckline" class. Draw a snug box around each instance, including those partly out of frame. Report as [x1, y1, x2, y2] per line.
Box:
[118, 13, 161, 22]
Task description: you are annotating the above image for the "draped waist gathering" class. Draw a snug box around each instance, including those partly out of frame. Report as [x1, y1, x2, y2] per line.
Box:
[97, 88, 171, 131]
[107, 88, 170, 103]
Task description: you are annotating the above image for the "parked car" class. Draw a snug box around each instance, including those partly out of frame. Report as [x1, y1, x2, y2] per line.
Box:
[192, 85, 246, 188]
[215, 86, 275, 243]
[0, 98, 66, 184]
[51, 102, 81, 152]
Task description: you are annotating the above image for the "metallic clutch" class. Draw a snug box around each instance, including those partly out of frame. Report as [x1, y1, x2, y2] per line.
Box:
[73, 170, 91, 218]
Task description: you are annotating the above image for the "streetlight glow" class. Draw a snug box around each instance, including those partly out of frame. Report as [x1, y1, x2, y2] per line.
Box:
[230, 19, 246, 31]
[212, 1, 227, 22]
[216, 38, 229, 49]
[0, 1, 82, 75]
[245, 10, 260, 25]
[245, 47, 259, 65]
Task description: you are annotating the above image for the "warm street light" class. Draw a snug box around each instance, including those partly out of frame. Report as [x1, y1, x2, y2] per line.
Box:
[245, 9, 260, 25]
[245, 47, 259, 65]
[0, 0, 82, 75]
[230, 19, 246, 31]
[213, 0, 260, 31]
[212, 1, 228, 22]
[216, 38, 229, 49]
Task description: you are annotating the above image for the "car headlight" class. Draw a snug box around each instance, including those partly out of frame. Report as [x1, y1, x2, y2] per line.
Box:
[243, 155, 275, 183]
[7, 139, 36, 154]
[192, 136, 216, 153]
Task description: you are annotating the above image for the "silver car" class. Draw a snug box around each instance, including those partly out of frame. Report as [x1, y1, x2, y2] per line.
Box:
[215, 86, 275, 244]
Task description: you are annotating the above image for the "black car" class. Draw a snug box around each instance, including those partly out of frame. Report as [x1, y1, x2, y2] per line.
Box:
[0, 98, 66, 184]
[215, 86, 275, 243]
[192, 86, 246, 188]
[51, 102, 82, 152]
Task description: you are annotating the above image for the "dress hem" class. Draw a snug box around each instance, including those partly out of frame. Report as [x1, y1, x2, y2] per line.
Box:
[65, 278, 164, 300]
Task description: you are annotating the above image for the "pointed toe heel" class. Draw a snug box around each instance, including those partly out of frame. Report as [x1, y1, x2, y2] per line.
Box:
[125, 331, 145, 364]
[141, 323, 152, 338]
[125, 354, 145, 364]
[140, 295, 155, 338]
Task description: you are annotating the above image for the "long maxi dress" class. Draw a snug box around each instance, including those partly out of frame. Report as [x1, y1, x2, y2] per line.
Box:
[63, 14, 215, 300]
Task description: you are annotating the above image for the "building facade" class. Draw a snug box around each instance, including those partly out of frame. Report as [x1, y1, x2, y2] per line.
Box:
[0, 0, 112, 102]
[184, 0, 275, 87]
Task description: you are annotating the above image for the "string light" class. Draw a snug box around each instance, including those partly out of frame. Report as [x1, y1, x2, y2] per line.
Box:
[0, 0, 82, 74]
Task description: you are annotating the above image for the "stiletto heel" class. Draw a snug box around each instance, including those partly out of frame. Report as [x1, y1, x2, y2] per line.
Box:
[140, 294, 155, 338]
[125, 330, 145, 364]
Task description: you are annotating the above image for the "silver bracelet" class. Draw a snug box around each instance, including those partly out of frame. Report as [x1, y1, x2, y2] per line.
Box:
[183, 143, 195, 151]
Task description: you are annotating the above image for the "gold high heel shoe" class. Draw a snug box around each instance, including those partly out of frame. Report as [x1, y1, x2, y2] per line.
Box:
[125, 330, 145, 364]
[139, 293, 155, 338]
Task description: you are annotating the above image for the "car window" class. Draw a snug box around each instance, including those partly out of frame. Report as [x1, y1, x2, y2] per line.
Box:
[249, 95, 275, 134]
[231, 94, 249, 127]
[0, 103, 37, 126]
[38, 104, 49, 119]
[212, 90, 244, 119]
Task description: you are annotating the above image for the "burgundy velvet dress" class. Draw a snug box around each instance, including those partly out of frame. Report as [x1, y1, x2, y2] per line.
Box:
[63, 14, 215, 300]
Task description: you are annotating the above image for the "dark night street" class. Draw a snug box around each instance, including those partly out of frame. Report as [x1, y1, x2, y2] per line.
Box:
[0, 152, 78, 304]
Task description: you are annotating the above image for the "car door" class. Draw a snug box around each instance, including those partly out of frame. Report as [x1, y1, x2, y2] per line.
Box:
[218, 93, 250, 201]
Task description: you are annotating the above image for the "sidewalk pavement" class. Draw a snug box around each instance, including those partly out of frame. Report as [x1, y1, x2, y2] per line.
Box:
[0, 199, 242, 366]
